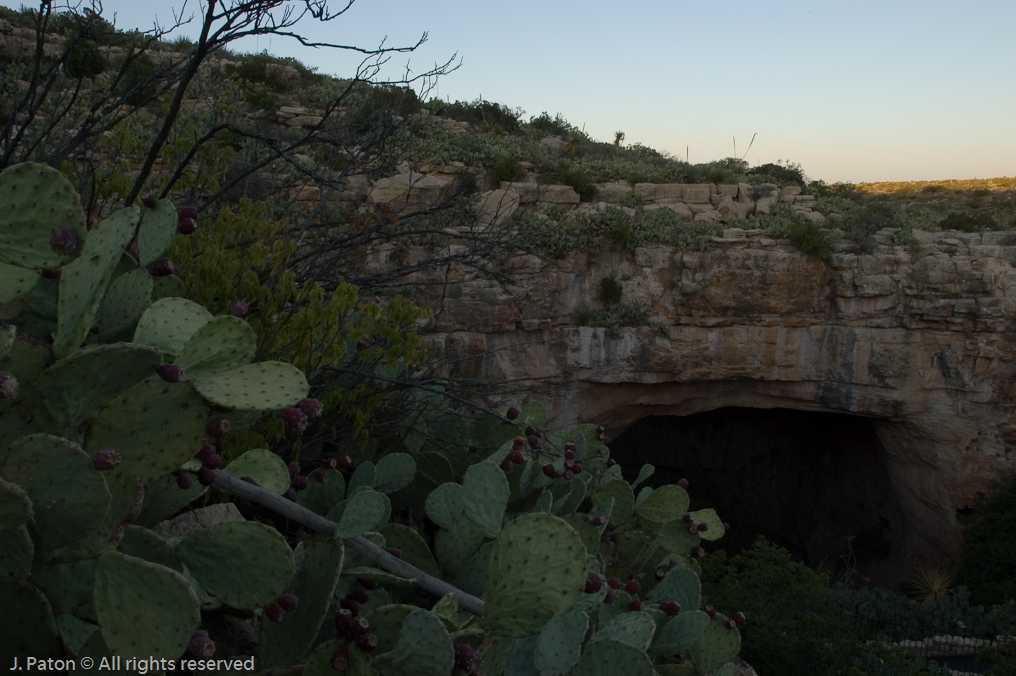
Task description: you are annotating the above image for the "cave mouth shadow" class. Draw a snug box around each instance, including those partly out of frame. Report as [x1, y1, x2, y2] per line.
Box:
[608, 406, 905, 586]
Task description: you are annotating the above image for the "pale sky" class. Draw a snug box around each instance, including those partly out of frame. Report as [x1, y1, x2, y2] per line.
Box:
[5, 0, 1015, 183]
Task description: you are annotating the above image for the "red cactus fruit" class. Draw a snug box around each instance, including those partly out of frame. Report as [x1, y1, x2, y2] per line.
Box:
[176, 471, 194, 489]
[41, 268, 61, 279]
[625, 580, 641, 595]
[49, 228, 79, 255]
[277, 593, 298, 612]
[197, 467, 216, 486]
[298, 397, 324, 417]
[282, 407, 308, 433]
[583, 572, 602, 594]
[205, 417, 231, 439]
[506, 406, 520, 420]
[177, 217, 197, 235]
[142, 195, 157, 209]
[659, 600, 681, 616]
[155, 363, 184, 383]
[92, 449, 120, 470]
[187, 629, 215, 658]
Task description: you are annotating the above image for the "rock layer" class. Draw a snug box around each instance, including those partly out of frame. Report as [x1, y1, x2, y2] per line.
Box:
[414, 227, 1016, 580]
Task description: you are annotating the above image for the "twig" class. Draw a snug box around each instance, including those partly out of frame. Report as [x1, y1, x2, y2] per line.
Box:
[211, 470, 486, 616]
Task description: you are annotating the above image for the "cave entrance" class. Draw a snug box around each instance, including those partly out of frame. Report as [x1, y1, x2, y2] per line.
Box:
[608, 406, 906, 585]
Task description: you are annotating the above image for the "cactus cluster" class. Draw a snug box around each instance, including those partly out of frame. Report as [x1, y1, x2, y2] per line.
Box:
[0, 161, 744, 673]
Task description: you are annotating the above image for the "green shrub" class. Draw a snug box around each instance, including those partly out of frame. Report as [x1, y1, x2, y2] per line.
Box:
[540, 160, 598, 202]
[749, 160, 807, 187]
[699, 538, 860, 676]
[786, 220, 836, 258]
[841, 200, 906, 241]
[116, 51, 157, 105]
[599, 277, 623, 306]
[957, 473, 1016, 604]
[528, 111, 578, 138]
[490, 154, 521, 183]
[938, 211, 1000, 232]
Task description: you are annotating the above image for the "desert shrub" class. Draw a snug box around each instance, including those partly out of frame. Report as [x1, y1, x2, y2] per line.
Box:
[527, 111, 579, 138]
[674, 221, 723, 251]
[489, 153, 521, 182]
[430, 97, 523, 134]
[938, 211, 1000, 232]
[599, 276, 623, 306]
[786, 220, 836, 258]
[540, 160, 598, 202]
[841, 200, 906, 241]
[699, 538, 860, 676]
[620, 190, 646, 208]
[957, 473, 1016, 604]
[749, 160, 807, 187]
[115, 51, 157, 105]
[922, 184, 947, 193]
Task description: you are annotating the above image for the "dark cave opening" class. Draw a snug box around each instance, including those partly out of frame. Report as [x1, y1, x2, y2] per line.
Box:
[608, 407, 906, 583]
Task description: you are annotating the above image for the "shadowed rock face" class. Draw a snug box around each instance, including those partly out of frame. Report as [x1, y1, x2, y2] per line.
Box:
[403, 228, 1016, 582]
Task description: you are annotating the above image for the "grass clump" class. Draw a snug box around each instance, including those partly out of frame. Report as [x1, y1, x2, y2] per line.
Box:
[957, 473, 1016, 605]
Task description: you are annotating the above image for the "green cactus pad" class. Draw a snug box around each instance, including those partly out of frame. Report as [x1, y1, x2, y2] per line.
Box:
[48, 470, 143, 562]
[191, 361, 309, 410]
[652, 610, 711, 655]
[56, 612, 100, 656]
[117, 525, 180, 571]
[85, 377, 208, 484]
[150, 274, 186, 301]
[592, 480, 634, 526]
[0, 525, 33, 578]
[346, 460, 376, 494]
[434, 514, 486, 573]
[0, 475, 32, 530]
[519, 400, 546, 425]
[364, 603, 416, 653]
[425, 481, 464, 530]
[31, 558, 97, 618]
[136, 199, 179, 267]
[0, 162, 86, 270]
[591, 611, 656, 651]
[650, 567, 701, 610]
[506, 634, 540, 676]
[374, 452, 416, 493]
[133, 297, 213, 357]
[482, 513, 587, 637]
[94, 551, 200, 657]
[450, 540, 493, 598]
[95, 269, 152, 341]
[224, 448, 290, 494]
[561, 513, 600, 555]
[0, 578, 64, 663]
[0, 434, 111, 555]
[659, 520, 701, 557]
[334, 487, 389, 539]
[175, 316, 257, 379]
[552, 475, 589, 517]
[0, 262, 39, 304]
[632, 463, 656, 489]
[461, 460, 510, 538]
[571, 638, 655, 676]
[381, 523, 440, 577]
[633, 484, 690, 524]
[654, 666, 698, 676]
[688, 616, 741, 673]
[175, 521, 295, 610]
[258, 537, 344, 669]
[296, 467, 346, 516]
[535, 611, 589, 676]
[54, 207, 139, 358]
[36, 343, 162, 433]
[392, 609, 455, 676]
[303, 639, 375, 676]
[135, 470, 207, 528]
[689, 508, 725, 541]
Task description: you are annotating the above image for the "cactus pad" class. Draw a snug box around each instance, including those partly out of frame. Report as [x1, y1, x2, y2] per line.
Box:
[0, 262, 39, 304]
[535, 611, 589, 676]
[175, 316, 257, 378]
[571, 638, 655, 676]
[0, 525, 33, 578]
[54, 207, 139, 358]
[382, 523, 440, 577]
[688, 616, 741, 673]
[633, 484, 689, 524]
[461, 460, 510, 538]
[373, 452, 416, 494]
[591, 611, 656, 651]
[136, 199, 179, 267]
[94, 551, 200, 657]
[652, 610, 711, 655]
[334, 487, 389, 539]
[689, 508, 725, 542]
[133, 297, 213, 357]
[95, 268, 153, 340]
[392, 609, 455, 676]
[192, 361, 309, 410]
[425, 481, 464, 530]
[0, 579, 64, 663]
[224, 448, 290, 494]
[0, 475, 32, 530]
[0, 434, 111, 555]
[296, 468, 346, 516]
[0, 162, 86, 270]
[483, 513, 587, 637]
[258, 537, 344, 668]
[434, 515, 486, 573]
[650, 567, 701, 610]
[135, 470, 207, 528]
[85, 377, 208, 484]
[175, 521, 295, 610]
[36, 343, 162, 433]
[592, 480, 634, 526]
[117, 525, 180, 571]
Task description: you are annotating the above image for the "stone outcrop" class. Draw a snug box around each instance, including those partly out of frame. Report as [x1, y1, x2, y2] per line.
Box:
[397, 226, 1016, 583]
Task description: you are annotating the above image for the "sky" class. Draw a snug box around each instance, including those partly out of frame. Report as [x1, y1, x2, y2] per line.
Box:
[5, 0, 1015, 183]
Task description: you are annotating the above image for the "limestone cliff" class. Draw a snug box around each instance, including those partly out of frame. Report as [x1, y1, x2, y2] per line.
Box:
[408, 226, 1016, 583]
